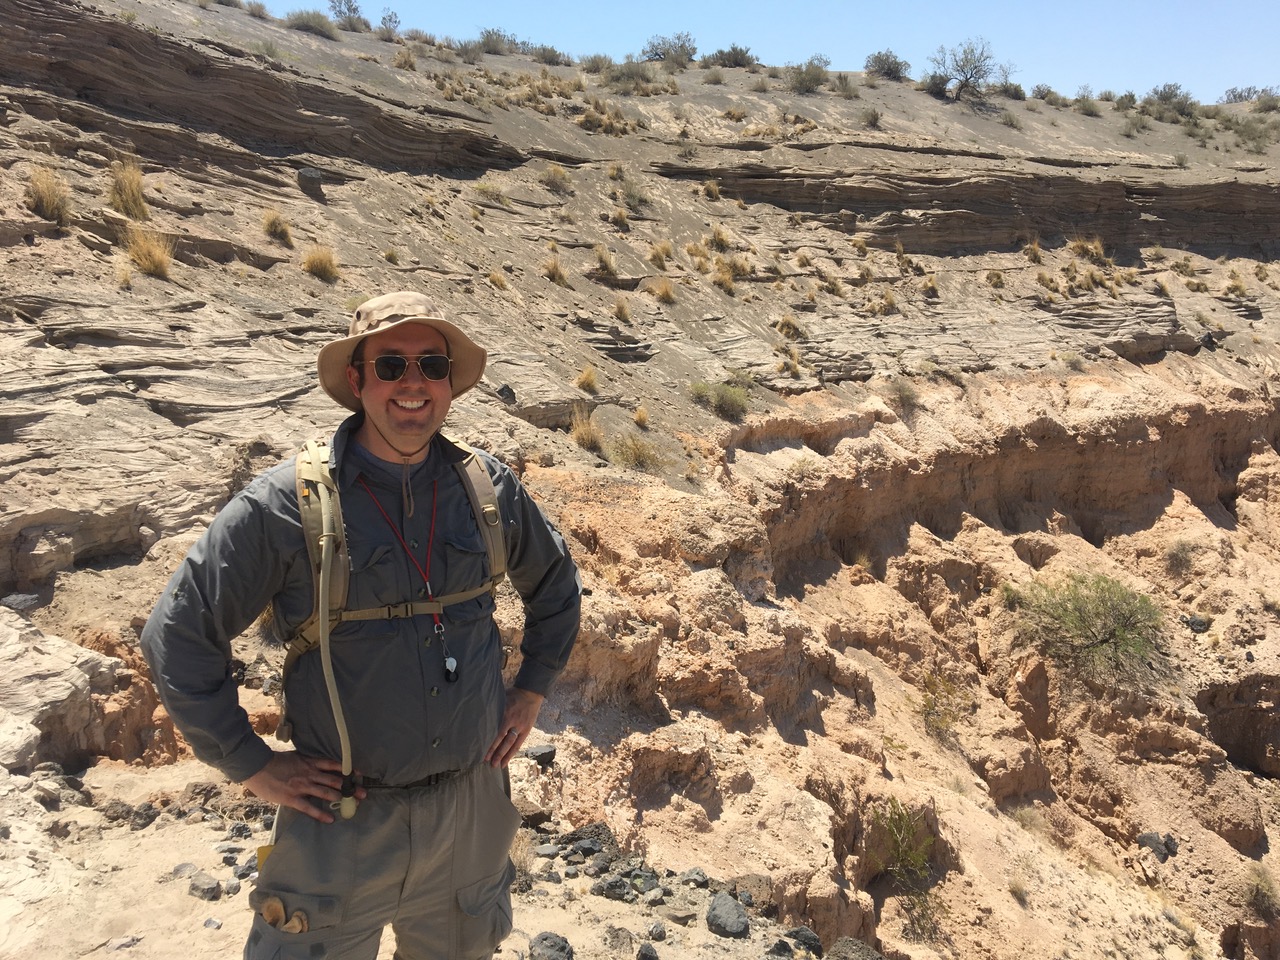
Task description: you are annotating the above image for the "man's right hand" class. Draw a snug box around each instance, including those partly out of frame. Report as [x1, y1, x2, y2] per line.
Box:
[242, 752, 364, 824]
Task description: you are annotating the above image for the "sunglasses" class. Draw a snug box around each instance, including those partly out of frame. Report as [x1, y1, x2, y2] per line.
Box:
[365, 354, 452, 382]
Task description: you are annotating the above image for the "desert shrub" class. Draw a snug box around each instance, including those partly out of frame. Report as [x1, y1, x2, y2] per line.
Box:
[613, 297, 630, 321]
[608, 206, 629, 231]
[640, 32, 696, 69]
[986, 270, 1004, 288]
[1141, 82, 1198, 123]
[570, 404, 602, 451]
[1016, 573, 1162, 682]
[455, 40, 483, 64]
[723, 107, 747, 122]
[919, 674, 966, 741]
[579, 53, 613, 74]
[999, 110, 1021, 130]
[529, 44, 571, 66]
[648, 240, 673, 269]
[620, 180, 650, 212]
[786, 54, 830, 94]
[702, 179, 721, 200]
[287, 10, 340, 39]
[711, 383, 748, 421]
[928, 37, 995, 100]
[919, 73, 949, 98]
[1031, 83, 1054, 100]
[109, 159, 148, 219]
[610, 433, 663, 471]
[374, 9, 398, 40]
[704, 44, 754, 68]
[1247, 863, 1280, 918]
[864, 49, 910, 81]
[125, 225, 174, 279]
[1022, 238, 1042, 263]
[1164, 538, 1202, 576]
[214, 0, 244, 7]
[831, 73, 858, 99]
[25, 168, 71, 225]
[477, 27, 516, 54]
[702, 68, 724, 85]
[262, 208, 293, 247]
[633, 406, 649, 428]
[302, 245, 340, 282]
[1114, 90, 1137, 110]
[990, 79, 1025, 100]
[1076, 96, 1101, 117]
[1122, 114, 1150, 138]
[592, 244, 617, 278]
[245, 1, 269, 17]
[334, 13, 370, 31]
[392, 47, 416, 70]
[539, 163, 571, 194]
[487, 270, 507, 290]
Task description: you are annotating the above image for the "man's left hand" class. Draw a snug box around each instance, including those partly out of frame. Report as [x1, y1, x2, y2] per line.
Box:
[484, 687, 545, 768]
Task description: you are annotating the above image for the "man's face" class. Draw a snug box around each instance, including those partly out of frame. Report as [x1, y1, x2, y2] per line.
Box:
[346, 323, 452, 461]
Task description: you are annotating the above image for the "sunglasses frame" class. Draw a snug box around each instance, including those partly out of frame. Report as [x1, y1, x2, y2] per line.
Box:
[365, 354, 453, 383]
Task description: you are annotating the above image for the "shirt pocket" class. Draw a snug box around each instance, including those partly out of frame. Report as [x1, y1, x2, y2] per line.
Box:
[440, 528, 496, 621]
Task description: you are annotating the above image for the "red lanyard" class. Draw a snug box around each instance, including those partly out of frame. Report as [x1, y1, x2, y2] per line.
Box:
[357, 475, 441, 630]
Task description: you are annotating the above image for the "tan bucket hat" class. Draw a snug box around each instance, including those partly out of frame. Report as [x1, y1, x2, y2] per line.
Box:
[317, 292, 487, 411]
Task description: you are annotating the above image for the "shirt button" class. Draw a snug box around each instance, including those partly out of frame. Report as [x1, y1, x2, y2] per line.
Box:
[417, 587, 427, 598]
[409, 539, 419, 550]
[431, 737, 441, 748]
[430, 686, 439, 696]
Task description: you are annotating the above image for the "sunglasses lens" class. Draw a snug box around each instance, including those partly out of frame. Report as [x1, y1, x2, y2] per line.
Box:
[373, 356, 408, 381]
[417, 355, 451, 381]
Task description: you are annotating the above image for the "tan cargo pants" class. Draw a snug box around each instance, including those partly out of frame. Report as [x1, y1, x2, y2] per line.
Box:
[244, 764, 520, 960]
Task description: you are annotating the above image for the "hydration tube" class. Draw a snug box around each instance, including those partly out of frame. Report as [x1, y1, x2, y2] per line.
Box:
[317, 482, 359, 820]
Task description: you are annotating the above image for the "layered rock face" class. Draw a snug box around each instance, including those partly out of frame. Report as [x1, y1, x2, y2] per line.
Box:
[4, 1, 1280, 957]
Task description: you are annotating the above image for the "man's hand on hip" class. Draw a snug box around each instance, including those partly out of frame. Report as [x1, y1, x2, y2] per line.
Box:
[485, 687, 545, 768]
[242, 752, 364, 823]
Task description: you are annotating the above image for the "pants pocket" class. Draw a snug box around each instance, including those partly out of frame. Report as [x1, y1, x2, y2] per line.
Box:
[455, 859, 516, 959]
[243, 892, 344, 960]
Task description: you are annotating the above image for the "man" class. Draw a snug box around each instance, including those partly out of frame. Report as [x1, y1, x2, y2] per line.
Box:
[141, 291, 582, 960]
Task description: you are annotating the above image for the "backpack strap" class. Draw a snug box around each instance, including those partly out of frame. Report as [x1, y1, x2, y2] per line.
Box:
[443, 433, 508, 583]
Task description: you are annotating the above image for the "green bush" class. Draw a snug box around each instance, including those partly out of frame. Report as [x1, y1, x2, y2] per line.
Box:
[864, 49, 910, 81]
[1016, 573, 1162, 681]
[579, 53, 613, 74]
[478, 27, 517, 54]
[285, 10, 340, 40]
[920, 73, 949, 98]
[640, 31, 696, 69]
[529, 44, 571, 66]
[785, 54, 830, 94]
[704, 44, 754, 68]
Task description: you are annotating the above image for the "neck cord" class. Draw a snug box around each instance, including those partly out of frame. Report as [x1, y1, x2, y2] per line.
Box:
[357, 475, 442, 636]
[361, 416, 433, 518]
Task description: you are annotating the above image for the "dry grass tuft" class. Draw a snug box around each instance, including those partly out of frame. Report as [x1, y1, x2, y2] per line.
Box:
[542, 256, 569, 287]
[707, 225, 731, 252]
[593, 244, 617, 277]
[26, 168, 71, 226]
[986, 270, 1005, 288]
[609, 433, 663, 471]
[775, 314, 805, 340]
[1022, 238, 1043, 264]
[609, 207, 629, 231]
[703, 179, 721, 200]
[575, 365, 598, 393]
[613, 297, 630, 321]
[392, 47, 416, 71]
[262, 208, 293, 247]
[539, 163, 572, 195]
[109, 160, 149, 220]
[302, 246, 340, 283]
[648, 240, 674, 269]
[125, 225, 175, 278]
[488, 270, 508, 290]
[570, 404, 602, 451]
[633, 406, 649, 429]
[650, 278, 676, 304]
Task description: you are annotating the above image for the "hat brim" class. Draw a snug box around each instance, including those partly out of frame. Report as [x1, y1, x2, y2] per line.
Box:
[316, 315, 487, 411]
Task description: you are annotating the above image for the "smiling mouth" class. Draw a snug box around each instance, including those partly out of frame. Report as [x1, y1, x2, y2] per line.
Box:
[393, 399, 427, 410]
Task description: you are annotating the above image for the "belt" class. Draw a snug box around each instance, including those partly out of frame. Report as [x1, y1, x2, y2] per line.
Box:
[363, 769, 462, 790]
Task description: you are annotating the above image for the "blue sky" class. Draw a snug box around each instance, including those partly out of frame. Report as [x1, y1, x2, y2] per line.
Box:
[260, 0, 1277, 104]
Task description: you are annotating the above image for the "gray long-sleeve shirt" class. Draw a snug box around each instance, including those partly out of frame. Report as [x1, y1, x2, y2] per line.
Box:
[141, 416, 581, 784]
